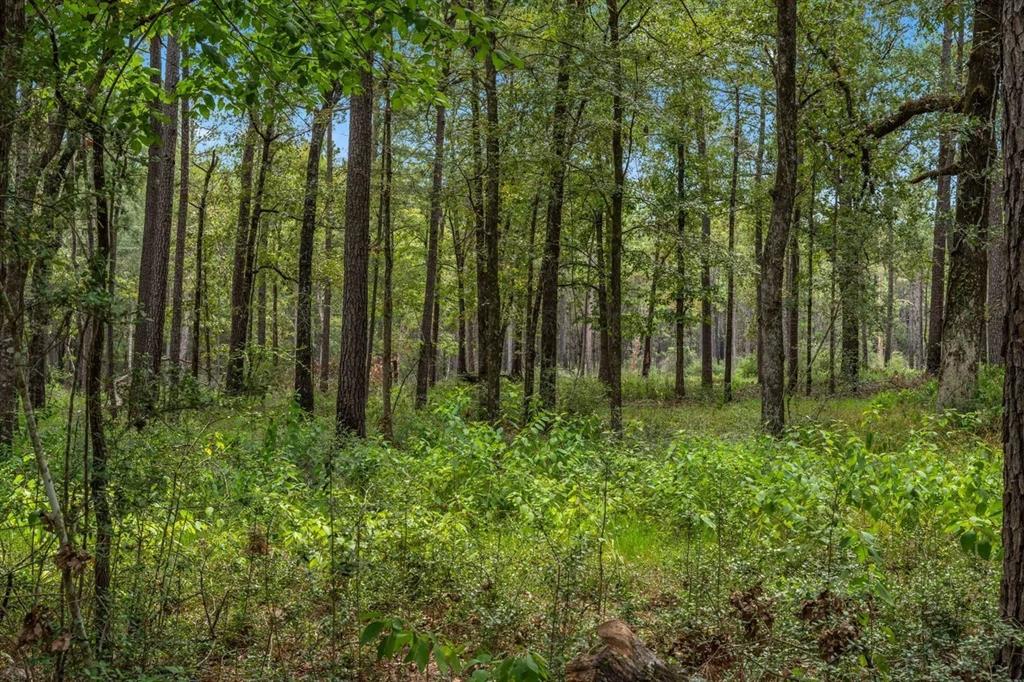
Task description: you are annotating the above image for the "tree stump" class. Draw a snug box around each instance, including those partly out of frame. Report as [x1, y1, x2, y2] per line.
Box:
[566, 620, 680, 681]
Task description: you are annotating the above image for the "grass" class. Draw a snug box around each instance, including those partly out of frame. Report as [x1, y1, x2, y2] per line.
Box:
[0, 365, 1009, 680]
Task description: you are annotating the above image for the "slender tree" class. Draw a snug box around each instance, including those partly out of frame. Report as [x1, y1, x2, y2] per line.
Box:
[724, 86, 740, 401]
[318, 117, 335, 392]
[607, 0, 625, 432]
[169, 64, 191, 375]
[674, 142, 687, 399]
[380, 84, 395, 439]
[191, 152, 217, 379]
[697, 108, 713, 389]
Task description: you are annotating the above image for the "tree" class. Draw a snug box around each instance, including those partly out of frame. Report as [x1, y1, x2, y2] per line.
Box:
[225, 124, 258, 395]
[724, 87, 740, 402]
[607, 0, 625, 432]
[336, 64, 374, 437]
[674, 142, 687, 400]
[760, 0, 797, 436]
[999, 0, 1024, 673]
[295, 94, 337, 413]
[168, 64, 191, 376]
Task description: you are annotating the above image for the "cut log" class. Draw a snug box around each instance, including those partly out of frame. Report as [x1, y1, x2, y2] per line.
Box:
[566, 620, 680, 681]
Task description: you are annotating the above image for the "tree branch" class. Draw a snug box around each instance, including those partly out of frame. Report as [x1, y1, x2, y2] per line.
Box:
[909, 161, 960, 184]
[865, 93, 961, 138]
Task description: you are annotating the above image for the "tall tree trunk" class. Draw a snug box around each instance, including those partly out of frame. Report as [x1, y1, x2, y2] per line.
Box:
[607, 0, 625, 432]
[787, 207, 800, 394]
[225, 122, 262, 394]
[169, 69, 191, 375]
[596, 208, 611, 386]
[336, 65, 374, 436]
[380, 85, 394, 439]
[191, 152, 217, 379]
[641, 253, 662, 378]
[724, 86, 740, 401]
[998, 1, 1024, 672]
[937, 0, 1001, 410]
[318, 117, 335, 392]
[453, 217, 469, 376]
[477, 0, 502, 421]
[295, 97, 334, 413]
[697, 109, 713, 390]
[416, 100, 447, 408]
[539, 29, 574, 410]
[829, 189, 838, 394]
[884, 221, 895, 366]
[87, 124, 113, 658]
[674, 143, 687, 399]
[754, 91, 767, 385]
[522, 196, 540, 416]
[760, 0, 797, 435]
[130, 36, 179, 421]
[805, 170, 815, 395]
[926, 13, 954, 375]
[989, 170, 1007, 363]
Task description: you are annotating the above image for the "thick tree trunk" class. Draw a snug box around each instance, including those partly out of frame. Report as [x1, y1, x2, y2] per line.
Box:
[336, 66, 374, 436]
[674, 143, 687, 400]
[760, 0, 797, 435]
[225, 125, 258, 394]
[724, 87, 740, 401]
[169, 72, 191, 374]
[999, 1, 1024, 673]
[989, 170, 1007, 364]
[130, 36, 178, 421]
[607, 0, 625, 432]
[318, 119, 335, 392]
[937, 0, 1001, 410]
[926, 15, 954, 375]
[295, 98, 333, 413]
[416, 100, 447, 408]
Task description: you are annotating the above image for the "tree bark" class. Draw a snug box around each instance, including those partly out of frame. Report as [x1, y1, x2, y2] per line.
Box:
[130, 36, 178, 421]
[566, 620, 679, 681]
[522, 196, 540, 417]
[806, 171, 815, 395]
[999, 1, 1024, 673]
[926, 15, 955, 376]
[225, 123, 258, 394]
[937, 0, 1001, 410]
[380, 85, 394, 439]
[787, 207, 800, 394]
[478, 0, 503, 421]
[884, 221, 895, 366]
[169, 66, 191, 375]
[336, 65, 374, 436]
[295, 97, 334, 413]
[539, 25, 574, 410]
[607, 0, 625, 432]
[724, 87, 740, 401]
[191, 152, 216, 379]
[453, 216, 469, 377]
[318, 117, 335, 392]
[760, 0, 797, 435]
[416, 100, 447, 408]
[674, 142, 687, 400]
[697, 109, 713, 390]
[754, 91, 767, 385]
[596, 208, 612, 387]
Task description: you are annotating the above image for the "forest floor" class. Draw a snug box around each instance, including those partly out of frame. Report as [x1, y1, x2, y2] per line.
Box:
[0, 366, 1009, 680]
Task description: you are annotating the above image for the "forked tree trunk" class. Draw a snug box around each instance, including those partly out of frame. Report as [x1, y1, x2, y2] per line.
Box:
[937, 0, 1001, 410]
[225, 125, 257, 394]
